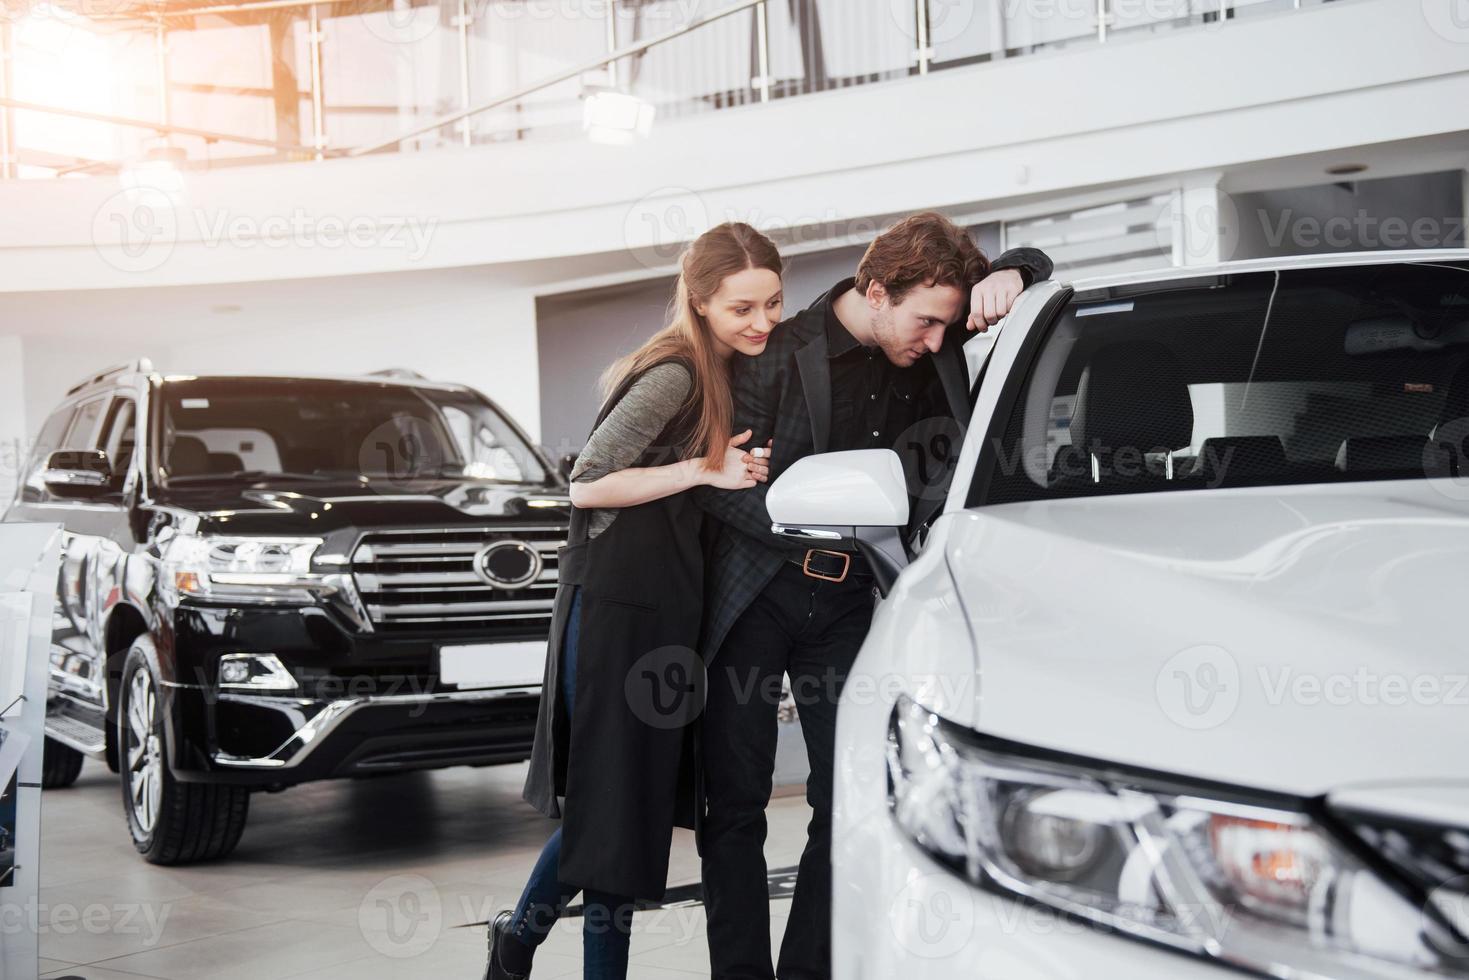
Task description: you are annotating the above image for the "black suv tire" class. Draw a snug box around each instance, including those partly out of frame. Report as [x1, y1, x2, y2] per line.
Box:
[118, 636, 250, 864]
[41, 738, 84, 789]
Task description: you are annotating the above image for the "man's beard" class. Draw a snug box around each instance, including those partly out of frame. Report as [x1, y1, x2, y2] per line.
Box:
[871, 306, 923, 366]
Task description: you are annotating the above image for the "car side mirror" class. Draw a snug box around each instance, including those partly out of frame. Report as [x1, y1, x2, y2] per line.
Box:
[43, 449, 113, 499]
[557, 453, 577, 482]
[767, 449, 911, 596]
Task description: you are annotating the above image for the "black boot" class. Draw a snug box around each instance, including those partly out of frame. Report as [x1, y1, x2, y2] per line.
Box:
[484, 910, 530, 980]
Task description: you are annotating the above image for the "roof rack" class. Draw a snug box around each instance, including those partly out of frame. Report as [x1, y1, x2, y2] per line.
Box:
[364, 368, 431, 381]
[65, 358, 155, 396]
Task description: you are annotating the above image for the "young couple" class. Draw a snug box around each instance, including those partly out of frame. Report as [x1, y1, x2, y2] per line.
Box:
[484, 214, 1053, 980]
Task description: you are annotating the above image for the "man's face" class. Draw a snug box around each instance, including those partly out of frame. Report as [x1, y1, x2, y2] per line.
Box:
[869, 281, 966, 367]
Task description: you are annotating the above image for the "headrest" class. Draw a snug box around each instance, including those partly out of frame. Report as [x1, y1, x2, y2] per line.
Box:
[206, 452, 245, 474]
[1334, 435, 1428, 474]
[1197, 436, 1287, 486]
[168, 435, 210, 477]
[1070, 341, 1195, 462]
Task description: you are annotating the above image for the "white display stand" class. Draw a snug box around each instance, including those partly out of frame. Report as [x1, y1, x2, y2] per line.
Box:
[0, 523, 62, 980]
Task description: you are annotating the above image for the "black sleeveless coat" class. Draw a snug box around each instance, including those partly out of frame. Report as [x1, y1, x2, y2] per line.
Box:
[521, 359, 706, 901]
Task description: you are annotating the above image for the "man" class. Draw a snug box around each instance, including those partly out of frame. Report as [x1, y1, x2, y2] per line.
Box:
[694, 212, 1052, 980]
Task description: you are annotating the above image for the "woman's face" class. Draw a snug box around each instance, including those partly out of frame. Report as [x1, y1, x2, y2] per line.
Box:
[698, 267, 784, 358]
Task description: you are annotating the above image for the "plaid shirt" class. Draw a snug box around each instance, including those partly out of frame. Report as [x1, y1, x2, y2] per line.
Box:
[695, 247, 1053, 661]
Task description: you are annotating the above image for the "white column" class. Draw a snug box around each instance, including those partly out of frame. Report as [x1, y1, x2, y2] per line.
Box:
[0, 336, 26, 510]
[1172, 171, 1230, 267]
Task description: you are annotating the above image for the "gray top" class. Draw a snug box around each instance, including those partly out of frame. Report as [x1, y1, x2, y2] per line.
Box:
[571, 361, 694, 539]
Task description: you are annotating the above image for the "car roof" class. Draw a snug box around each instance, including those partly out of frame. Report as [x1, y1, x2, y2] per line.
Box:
[1066, 248, 1469, 292]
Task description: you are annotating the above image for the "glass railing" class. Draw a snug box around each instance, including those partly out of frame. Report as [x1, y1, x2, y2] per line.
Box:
[0, 0, 1332, 179]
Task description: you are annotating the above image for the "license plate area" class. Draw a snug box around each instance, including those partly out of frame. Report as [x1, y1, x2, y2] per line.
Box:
[437, 640, 546, 690]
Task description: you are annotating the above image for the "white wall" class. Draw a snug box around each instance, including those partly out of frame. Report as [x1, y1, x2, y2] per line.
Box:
[8, 270, 544, 460]
[0, 337, 27, 505]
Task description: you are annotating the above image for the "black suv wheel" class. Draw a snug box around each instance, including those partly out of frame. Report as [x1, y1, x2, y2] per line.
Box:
[118, 636, 250, 864]
[41, 738, 84, 789]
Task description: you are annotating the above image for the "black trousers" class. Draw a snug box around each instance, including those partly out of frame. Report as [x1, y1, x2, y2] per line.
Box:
[701, 561, 876, 980]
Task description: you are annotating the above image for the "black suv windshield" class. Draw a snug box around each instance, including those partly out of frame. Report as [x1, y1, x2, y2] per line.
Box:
[158, 378, 549, 487]
[975, 261, 1469, 504]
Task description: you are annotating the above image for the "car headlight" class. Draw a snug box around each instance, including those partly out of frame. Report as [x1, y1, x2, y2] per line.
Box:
[887, 695, 1468, 977]
[161, 533, 328, 603]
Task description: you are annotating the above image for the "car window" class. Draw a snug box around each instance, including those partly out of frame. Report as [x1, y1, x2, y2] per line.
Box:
[973, 262, 1469, 504]
[63, 396, 107, 450]
[158, 379, 548, 486]
[22, 405, 77, 495]
[98, 397, 138, 487]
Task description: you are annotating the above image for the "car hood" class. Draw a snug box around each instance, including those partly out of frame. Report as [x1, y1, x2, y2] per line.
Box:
[942, 478, 1468, 799]
[153, 478, 571, 535]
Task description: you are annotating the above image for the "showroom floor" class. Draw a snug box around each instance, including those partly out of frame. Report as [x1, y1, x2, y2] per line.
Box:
[34, 759, 810, 979]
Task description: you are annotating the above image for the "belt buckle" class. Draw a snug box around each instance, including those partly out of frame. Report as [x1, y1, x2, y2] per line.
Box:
[802, 549, 850, 583]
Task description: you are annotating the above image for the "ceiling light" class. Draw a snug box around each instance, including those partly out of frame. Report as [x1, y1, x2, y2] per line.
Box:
[582, 89, 655, 146]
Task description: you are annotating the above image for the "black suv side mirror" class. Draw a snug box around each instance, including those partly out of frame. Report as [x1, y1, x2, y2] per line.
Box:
[557, 453, 577, 482]
[43, 450, 114, 499]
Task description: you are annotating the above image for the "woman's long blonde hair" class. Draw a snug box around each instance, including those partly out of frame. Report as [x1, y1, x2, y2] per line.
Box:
[602, 222, 783, 470]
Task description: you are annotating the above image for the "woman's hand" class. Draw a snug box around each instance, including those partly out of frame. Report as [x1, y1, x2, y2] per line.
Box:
[702, 430, 760, 490]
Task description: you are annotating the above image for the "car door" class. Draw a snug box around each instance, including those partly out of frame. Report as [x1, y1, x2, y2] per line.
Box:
[37, 392, 123, 708]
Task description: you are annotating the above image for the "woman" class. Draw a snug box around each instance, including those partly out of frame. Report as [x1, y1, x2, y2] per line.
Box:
[485, 222, 785, 980]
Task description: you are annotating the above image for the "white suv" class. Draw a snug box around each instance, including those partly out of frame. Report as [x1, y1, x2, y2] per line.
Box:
[767, 250, 1469, 980]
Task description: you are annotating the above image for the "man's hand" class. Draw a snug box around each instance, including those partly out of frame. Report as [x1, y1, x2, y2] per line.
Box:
[966, 268, 1026, 333]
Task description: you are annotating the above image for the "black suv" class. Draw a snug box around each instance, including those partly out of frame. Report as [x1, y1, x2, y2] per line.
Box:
[5, 360, 571, 864]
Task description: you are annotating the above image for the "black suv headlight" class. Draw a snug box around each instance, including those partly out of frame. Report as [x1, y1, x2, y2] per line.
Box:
[161, 533, 328, 603]
[887, 695, 1469, 977]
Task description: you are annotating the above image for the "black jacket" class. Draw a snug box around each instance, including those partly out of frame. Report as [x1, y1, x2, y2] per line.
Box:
[694, 247, 1053, 661]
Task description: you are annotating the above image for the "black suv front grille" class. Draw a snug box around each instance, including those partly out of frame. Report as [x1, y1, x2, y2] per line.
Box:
[350, 526, 565, 633]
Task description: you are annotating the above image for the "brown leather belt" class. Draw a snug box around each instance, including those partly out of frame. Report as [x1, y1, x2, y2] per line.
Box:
[789, 548, 868, 583]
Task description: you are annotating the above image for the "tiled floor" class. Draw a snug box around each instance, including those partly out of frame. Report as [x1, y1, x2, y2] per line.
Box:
[35, 758, 811, 979]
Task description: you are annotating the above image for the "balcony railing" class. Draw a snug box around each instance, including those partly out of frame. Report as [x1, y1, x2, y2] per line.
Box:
[0, 0, 1330, 179]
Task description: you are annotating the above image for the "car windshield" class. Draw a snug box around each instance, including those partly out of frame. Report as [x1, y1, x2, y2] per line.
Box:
[975, 260, 1469, 504]
[158, 378, 549, 487]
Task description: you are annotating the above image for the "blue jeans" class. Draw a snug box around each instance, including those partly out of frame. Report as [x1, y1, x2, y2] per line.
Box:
[509, 586, 636, 978]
